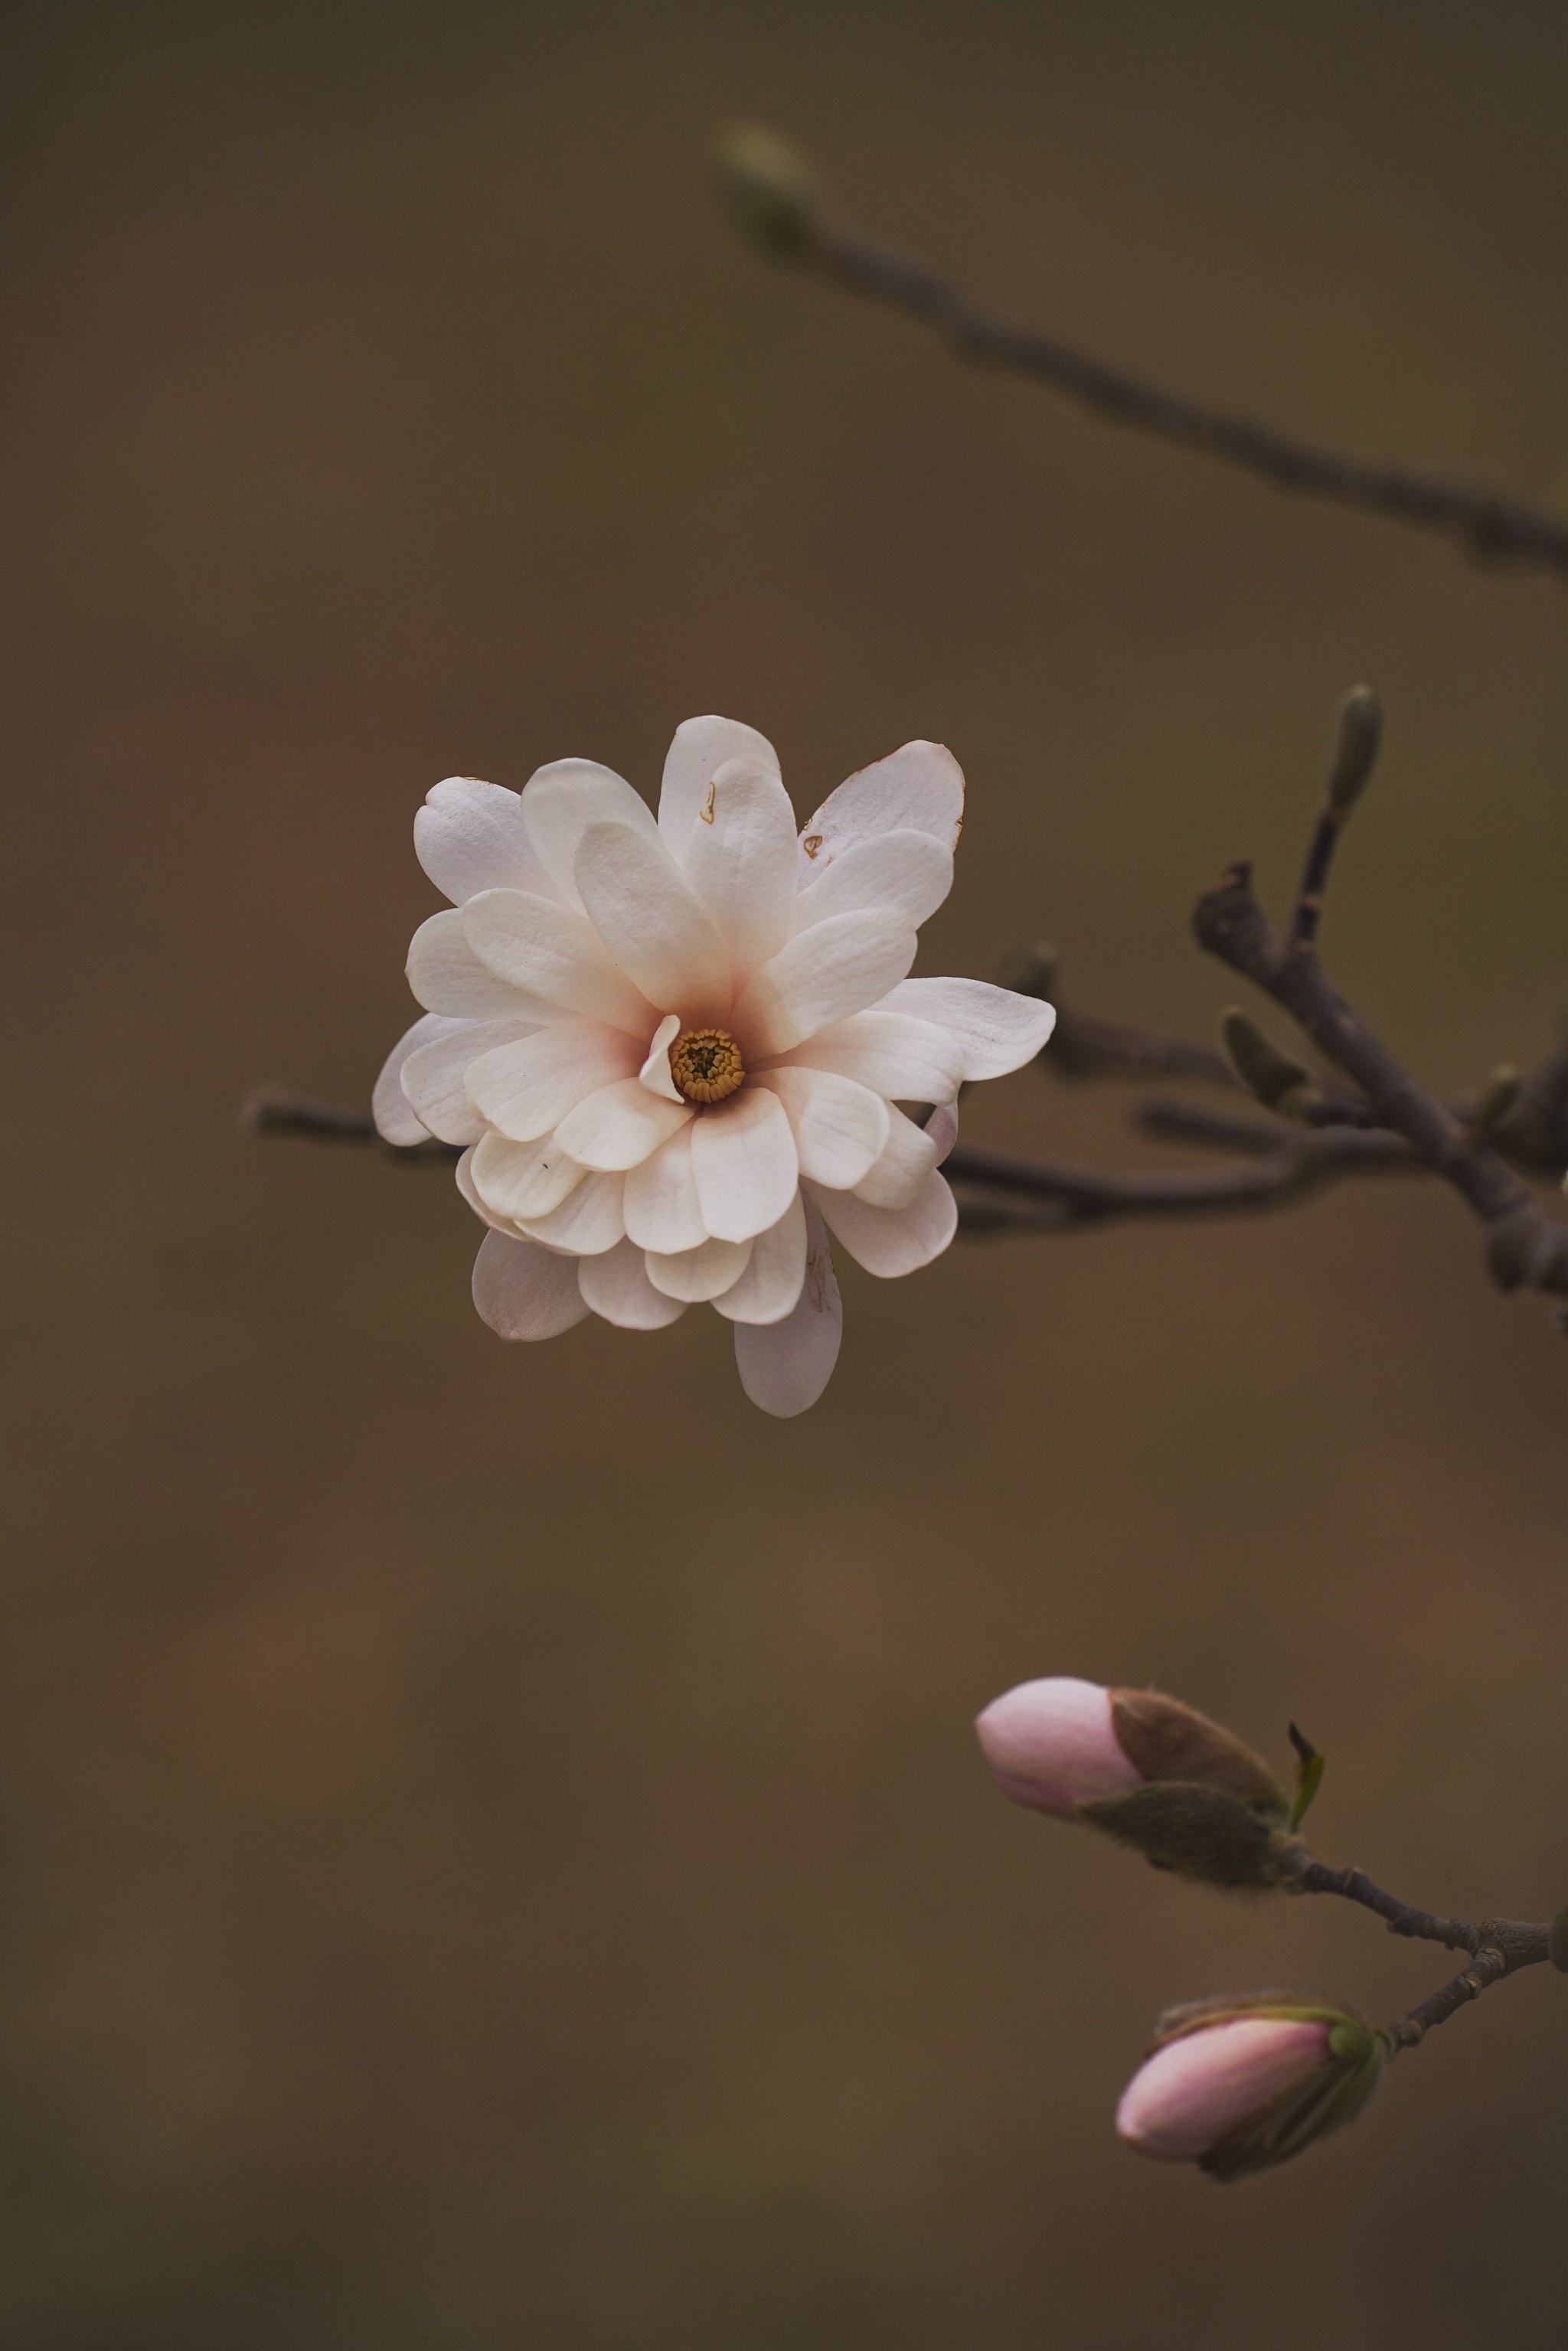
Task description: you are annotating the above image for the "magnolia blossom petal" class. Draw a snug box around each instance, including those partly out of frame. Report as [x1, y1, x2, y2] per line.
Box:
[373, 1012, 458, 1143]
[924, 1099, 960, 1164]
[1116, 2021, 1331, 2162]
[796, 740, 964, 883]
[465, 1021, 639, 1142]
[756, 1065, 889, 1190]
[733, 908, 917, 1056]
[407, 909, 547, 1020]
[415, 776, 556, 906]
[639, 1011, 684, 1103]
[880, 977, 1057, 1079]
[472, 1229, 590, 1340]
[577, 1239, 688, 1330]
[400, 1014, 539, 1145]
[776, 1009, 966, 1102]
[792, 829, 954, 932]
[574, 820, 731, 1016]
[554, 1078, 692, 1171]
[852, 1104, 939, 1210]
[975, 1677, 1139, 1817]
[520, 758, 660, 910]
[733, 1198, 842, 1415]
[710, 1192, 808, 1326]
[811, 1169, 957, 1277]
[645, 1233, 753, 1302]
[690, 1088, 800, 1244]
[518, 1168, 627, 1255]
[681, 757, 799, 984]
[461, 890, 653, 1033]
[658, 713, 780, 861]
[623, 1123, 707, 1254]
[470, 1131, 587, 1222]
[454, 1145, 514, 1233]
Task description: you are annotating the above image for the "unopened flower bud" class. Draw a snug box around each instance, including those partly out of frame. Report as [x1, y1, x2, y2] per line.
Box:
[1220, 1008, 1316, 1119]
[713, 124, 829, 256]
[1326, 685, 1382, 818]
[1077, 1782, 1295, 1889]
[975, 1677, 1287, 1827]
[1116, 1995, 1384, 2182]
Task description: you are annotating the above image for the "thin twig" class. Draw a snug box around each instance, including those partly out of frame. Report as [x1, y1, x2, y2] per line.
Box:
[760, 184, 1568, 584]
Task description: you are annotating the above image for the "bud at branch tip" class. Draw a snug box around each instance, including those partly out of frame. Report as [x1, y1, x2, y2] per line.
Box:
[713, 124, 829, 256]
[1327, 684, 1382, 818]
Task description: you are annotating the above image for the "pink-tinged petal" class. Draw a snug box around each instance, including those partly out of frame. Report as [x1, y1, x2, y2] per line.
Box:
[658, 714, 780, 861]
[639, 1011, 684, 1103]
[573, 820, 731, 1017]
[923, 1099, 960, 1164]
[373, 1012, 459, 1143]
[681, 757, 799, 984]
[454, 1145, 514, 1233]
[733, 1197, 841, 1415]
[809, 1168, 957, 1277]
[461, 890, 654, 1033]
[554, 1078, 692, 1171]
[1117, 2021, 1331, 2162]
[792, 829, 953, 932]
[690, 1088, 799, 1243]
[756, 1066, 889, 1190]
[400, 1014, 541, 1145]
[469, 1131, 586, 1222]
[519, 758, 660, 911]
[518, 1169, 627, 1255]
[471, 1229, 590, 1340]
[711, 1192, 808, 1326]
[406, 909, 548, 1020]
[577, 1239, 688, 1330]
[852, 1105, 939, 1210]
[733, 909, 917, 1056]
[879, 977, 1057, 1079]
[796, 740, 964, 884]
[415, 776, 557, 906]
[776, 1010, 965, 1103]
[645, 1233, 753, 1302]
[974, 1678, 1140, 1817]
[465, 1021, 639, 1142]
[623, 1123, 707, 1253]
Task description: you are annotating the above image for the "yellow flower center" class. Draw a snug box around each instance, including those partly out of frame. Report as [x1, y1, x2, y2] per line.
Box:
[668, 1027, 746, 1105]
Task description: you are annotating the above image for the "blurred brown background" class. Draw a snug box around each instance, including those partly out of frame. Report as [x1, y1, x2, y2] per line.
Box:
[6, 2, 1568, 2343]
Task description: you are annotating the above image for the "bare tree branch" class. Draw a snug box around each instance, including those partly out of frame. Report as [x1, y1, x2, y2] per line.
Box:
[716, 129, 1568, 587]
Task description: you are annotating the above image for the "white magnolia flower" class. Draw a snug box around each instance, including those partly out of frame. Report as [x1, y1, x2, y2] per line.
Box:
[374, 716, 1056, 1415]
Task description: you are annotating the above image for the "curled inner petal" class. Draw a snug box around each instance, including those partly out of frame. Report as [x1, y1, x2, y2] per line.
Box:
[669, 1027, 745, 1104]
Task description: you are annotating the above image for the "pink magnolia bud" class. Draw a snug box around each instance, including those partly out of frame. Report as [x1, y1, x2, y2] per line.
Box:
[1116, 2000, 1383, 2180]
[974, 1677, 1142, 1817]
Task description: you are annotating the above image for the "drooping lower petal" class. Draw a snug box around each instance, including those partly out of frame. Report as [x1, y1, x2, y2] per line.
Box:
[415, 776, 557, 906]
[756, 1065, 889, 1190]
[710, 1192, 808, 1326]
[400, 1014, 540, 1144]
[471, 1229, 591, 1340]
[623, 1122, 707, 1253]
[455, 1145, 514, 1233]
[732, 1199, 842, 1415]
[553, 1078, 692, 1171]
[373, 1011, 462, 1143]
[733, 907, 917, 1056]
[645, 1233, 753, 1302]
[469, 1131, 586, 1221]
[878, 976, 1057, 1078]
[809, 1169, 958, 1276]
[689, 1088, 799, 1243]
[923, 1099, 960, 1164]
[517, 1168, 627, 1255]
[464, 1021, 639, 1142]
[577, 1239, 688, 1329]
